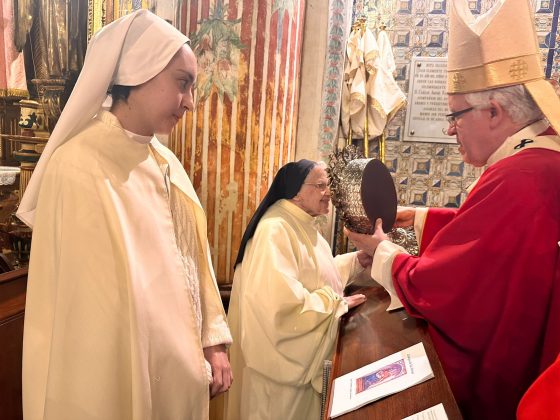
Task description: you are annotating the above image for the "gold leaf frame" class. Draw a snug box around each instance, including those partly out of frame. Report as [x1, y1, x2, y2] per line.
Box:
[88, 1, 167, 40]
[88, 0, 108, 41]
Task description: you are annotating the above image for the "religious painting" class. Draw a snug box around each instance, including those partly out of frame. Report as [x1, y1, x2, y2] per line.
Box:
[189, 3, 245, 102]
[355, 359, 407, 393]
[87, 0, 181, 40]
[172, 0, 306, 283]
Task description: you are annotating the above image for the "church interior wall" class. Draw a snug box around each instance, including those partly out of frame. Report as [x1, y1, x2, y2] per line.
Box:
[168, 0, 306, 285]
[1, 0, 559, 283]
[0, 0, 307, 285]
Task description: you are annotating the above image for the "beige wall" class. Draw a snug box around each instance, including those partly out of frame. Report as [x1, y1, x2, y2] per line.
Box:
[295, 0, 352, 245]
[295, 0, 330, 163]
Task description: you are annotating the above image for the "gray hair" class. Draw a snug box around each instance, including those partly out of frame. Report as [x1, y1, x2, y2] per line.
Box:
[464, 84, 544, 125]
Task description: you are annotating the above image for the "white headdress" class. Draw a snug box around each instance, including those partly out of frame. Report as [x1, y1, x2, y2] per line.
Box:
[17, 10, 189, 227]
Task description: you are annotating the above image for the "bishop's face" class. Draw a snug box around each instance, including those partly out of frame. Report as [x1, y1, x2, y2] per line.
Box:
[293, 166, 331, 217]
[446, 94, 495, 167]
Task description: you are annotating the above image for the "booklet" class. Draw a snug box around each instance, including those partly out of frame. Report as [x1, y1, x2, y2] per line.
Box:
[402, 403, 448, 420]
[329, 342, 434, 418]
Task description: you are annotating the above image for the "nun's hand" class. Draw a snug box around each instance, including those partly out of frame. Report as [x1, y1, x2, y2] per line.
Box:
[204, 344, 233, 399]
[344, 293, 367, 309]
[356, 250, 373, 268]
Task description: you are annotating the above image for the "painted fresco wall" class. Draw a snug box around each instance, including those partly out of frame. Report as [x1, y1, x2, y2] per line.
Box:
[169, 0, 306, 284]
[348, 0, 560, 208]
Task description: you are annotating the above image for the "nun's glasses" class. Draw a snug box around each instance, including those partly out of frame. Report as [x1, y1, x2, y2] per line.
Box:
[303, 182, 329, 192]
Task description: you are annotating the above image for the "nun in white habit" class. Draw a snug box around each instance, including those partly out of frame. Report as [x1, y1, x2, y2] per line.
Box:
[18, 10, 232, 420]
[225, 160, 369, 420]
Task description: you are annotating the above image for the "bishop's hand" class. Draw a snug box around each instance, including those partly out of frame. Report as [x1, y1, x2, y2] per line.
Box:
[394, 206, 416, 228]
[345, 218, 388, 256]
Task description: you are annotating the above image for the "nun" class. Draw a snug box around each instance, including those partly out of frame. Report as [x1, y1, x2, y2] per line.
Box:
[18, 10, 231, 420]
[225, 159, 369, 420]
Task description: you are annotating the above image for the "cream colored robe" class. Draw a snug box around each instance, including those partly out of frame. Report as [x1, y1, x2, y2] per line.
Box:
[377, 30, 396, 76]
[341, 27, 367, 140]
[341, 27, 405, 140]
[225, 200, 362, 420]
[23, 111, 231, 420]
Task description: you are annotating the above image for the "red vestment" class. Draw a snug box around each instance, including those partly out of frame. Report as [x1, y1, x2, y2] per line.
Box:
[517, 354, 560, 420]
[392, 147, 560, 419]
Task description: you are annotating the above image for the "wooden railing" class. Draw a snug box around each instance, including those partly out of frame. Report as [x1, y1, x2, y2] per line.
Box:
[0, 268, 28, 420]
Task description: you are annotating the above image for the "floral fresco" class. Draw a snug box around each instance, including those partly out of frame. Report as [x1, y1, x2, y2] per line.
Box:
[170, 0, 306, 283]
[190, 1, 245, 102]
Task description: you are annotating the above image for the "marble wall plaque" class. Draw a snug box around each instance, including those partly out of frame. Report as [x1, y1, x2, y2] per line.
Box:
[403, 56, 451, 143]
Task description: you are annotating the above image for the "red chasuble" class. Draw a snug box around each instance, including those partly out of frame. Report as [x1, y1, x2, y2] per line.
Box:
[392, 148, 560, 419]
[517, 354, 560, 420]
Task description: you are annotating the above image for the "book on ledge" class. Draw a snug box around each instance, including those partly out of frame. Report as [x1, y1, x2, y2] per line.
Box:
[329, 342, 435, 419]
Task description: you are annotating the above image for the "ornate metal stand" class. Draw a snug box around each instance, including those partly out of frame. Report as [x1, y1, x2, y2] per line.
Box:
[328, 145, 419, 256]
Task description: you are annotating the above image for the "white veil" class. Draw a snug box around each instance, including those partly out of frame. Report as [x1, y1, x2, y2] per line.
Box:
[17, 9, 189, 227]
